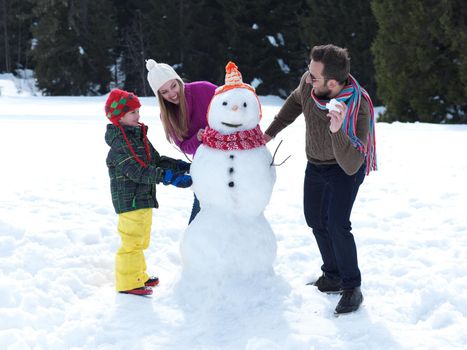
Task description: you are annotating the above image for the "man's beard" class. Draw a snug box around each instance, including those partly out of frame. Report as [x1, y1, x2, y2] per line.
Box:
[313, 88, 331, 100]
[313, 87, 332, 99]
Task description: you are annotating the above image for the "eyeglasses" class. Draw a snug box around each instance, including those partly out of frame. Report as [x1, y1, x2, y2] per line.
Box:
[310, 76, 325, 83]
[308, 71, 326, 84]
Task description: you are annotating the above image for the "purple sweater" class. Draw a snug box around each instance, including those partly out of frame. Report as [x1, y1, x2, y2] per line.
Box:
[171, 81, 217, 156]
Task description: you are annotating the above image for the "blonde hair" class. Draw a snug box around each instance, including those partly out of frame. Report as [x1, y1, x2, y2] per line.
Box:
[157, 80, 188, 142]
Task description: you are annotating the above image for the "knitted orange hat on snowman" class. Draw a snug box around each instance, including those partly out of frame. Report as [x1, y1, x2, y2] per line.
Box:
[215, 61, 256, 95]
[210, 61, 262, 119]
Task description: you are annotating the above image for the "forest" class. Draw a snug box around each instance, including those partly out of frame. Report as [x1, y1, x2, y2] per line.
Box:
[1, 0, 466, 123]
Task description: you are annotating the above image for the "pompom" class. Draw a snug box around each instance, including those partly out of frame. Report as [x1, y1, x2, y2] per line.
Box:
[225, 61, 238, 73]
[146, 59, 157, 71]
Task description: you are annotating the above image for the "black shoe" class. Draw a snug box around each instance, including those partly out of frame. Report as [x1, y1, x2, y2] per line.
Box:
[334, 287, 363, 314]
[307, 273, 342, 294]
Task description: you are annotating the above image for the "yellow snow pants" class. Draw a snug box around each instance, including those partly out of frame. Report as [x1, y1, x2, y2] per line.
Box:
[115, 208, 152, 291]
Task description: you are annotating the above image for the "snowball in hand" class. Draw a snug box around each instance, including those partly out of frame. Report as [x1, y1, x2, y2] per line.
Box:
[326, 98, 340, 112]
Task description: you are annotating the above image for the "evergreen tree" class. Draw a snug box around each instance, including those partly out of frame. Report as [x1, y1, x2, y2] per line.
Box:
[112, 0, 152, 95]
[300, 0, 378, 101]
[139, 0, 183, 93]
[179, 0, 227, 84]
[31, 0, 116, 95]
[438, 0, 467, 123]
[0, 0, 35, 73]
[1, 0, 14, 73]
[113, 0, 197, 95]
[141, 0, 308, 97]
[222, 0, 308, 98]
[372, 0, 467, 123]
[133, 0, 228, 93]
[140, 0, 228, 88]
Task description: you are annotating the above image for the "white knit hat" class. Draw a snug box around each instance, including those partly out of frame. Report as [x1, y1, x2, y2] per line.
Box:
[146, 59, 183, 95]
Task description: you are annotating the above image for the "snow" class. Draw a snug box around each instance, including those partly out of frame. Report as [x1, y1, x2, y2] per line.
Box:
[250, 78, 263, 89]
[266, 34, 285, 47]
[276, 33, 285, 46]
[0, 71, 39, 97]
[266, 35, 279, 47]
[277, 58, 290, 74]
[1, 86, 467, 349]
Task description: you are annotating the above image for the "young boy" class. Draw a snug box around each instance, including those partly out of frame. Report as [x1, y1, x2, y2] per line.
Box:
[105, 88, 192, 296]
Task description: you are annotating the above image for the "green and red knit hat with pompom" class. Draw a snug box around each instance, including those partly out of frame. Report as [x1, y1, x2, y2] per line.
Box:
[105, 89, 141, 125]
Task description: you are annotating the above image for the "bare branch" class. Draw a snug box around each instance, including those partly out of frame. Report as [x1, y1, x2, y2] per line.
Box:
[270, 140, 291, 167]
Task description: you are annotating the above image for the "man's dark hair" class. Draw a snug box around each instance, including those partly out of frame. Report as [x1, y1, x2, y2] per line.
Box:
[310, 44, 350, 84]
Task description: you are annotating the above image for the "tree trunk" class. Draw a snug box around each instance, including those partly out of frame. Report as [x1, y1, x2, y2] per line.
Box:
[137, 10, 147, 96]
[2, 0, 11, 72]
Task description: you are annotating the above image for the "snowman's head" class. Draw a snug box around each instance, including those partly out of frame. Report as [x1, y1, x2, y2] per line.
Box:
[207, 61, 262, 135]
[207, 87, 261, 134]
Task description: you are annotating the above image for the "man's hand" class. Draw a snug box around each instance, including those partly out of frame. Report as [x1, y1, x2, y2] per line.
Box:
[328, 101, 347, 133]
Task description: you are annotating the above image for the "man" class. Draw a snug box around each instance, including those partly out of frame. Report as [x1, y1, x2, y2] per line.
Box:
[264, 44, 376, 314]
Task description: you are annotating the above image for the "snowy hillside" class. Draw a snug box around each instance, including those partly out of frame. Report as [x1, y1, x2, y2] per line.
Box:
[0, 71, 39, 97]
[0, 89, 466, 349]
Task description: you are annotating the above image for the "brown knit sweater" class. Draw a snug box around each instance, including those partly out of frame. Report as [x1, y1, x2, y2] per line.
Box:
[265, 72, 370, 175]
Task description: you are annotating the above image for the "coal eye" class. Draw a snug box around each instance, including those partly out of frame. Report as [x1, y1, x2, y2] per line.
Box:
[243, 102, 247, 107]
[222, 101, 228, 106]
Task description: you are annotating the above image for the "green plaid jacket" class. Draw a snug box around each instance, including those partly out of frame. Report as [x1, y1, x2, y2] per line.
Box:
[105, 124, 180, 214]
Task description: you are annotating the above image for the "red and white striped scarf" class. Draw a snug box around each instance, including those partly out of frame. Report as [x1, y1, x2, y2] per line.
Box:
[202, 125, 266, 150]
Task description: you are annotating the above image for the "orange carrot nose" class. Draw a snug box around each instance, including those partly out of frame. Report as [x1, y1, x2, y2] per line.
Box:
[232, 105, 239, 112]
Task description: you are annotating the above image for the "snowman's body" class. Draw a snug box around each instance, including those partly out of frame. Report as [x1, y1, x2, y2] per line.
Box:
[179, 79, 277, 283]
[182, 146, 276, 278]
[191, 146, 274, 217]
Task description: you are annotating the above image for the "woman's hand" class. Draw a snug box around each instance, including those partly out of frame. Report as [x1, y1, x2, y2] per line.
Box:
[197, 128, 205, 141]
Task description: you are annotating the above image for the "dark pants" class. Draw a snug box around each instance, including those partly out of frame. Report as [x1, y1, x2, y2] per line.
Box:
[188, 194, 200, 224]
[303, 162, 365, 289]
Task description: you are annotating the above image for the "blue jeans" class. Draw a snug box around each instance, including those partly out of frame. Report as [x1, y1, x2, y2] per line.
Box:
[303, 162, 365, 289]
[188, 194, 200, 224]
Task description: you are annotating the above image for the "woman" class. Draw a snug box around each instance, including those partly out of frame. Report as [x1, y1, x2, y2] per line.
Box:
[146, 59, 217, 223]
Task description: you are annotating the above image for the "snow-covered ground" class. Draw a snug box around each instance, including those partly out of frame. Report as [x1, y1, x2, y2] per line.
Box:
[0, 89, 466, 349]
[0, 71, 39, 97]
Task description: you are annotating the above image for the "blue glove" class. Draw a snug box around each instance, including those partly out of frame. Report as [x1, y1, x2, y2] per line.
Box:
[172, 174, 192, 188]
[162, 169, 192, 188]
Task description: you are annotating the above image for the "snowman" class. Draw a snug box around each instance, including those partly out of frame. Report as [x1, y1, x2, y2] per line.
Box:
[179, 62, 277, 288]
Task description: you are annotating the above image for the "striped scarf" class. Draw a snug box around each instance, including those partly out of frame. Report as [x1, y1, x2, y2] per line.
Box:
[202, 125, 266, 150]
[311, 74, 377, 175]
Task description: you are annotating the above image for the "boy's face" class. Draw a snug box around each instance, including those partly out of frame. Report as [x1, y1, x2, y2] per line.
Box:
[119, 108, 140, 127]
